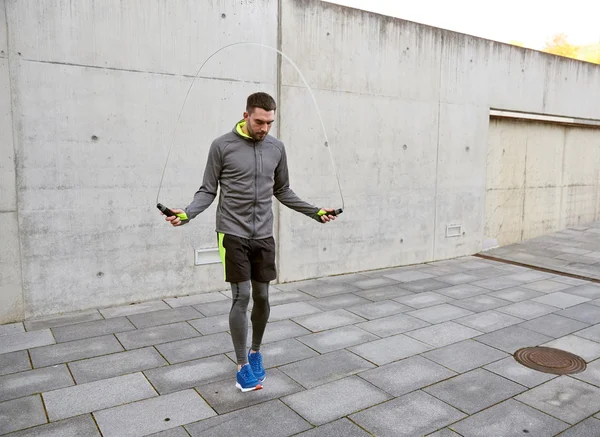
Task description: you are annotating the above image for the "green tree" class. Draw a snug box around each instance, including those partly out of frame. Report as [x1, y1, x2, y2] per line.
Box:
[543, 33, 579, 58]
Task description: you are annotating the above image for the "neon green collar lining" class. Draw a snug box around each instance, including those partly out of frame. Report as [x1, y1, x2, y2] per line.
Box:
[236, 120, 252, 139]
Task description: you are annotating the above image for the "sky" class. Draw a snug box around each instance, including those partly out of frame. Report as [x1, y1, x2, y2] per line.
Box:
[323, 0, 600, 50]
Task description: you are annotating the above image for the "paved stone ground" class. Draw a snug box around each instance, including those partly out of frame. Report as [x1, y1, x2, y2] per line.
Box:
[481, 221, 600, 281]
[3, 240, 600, 435]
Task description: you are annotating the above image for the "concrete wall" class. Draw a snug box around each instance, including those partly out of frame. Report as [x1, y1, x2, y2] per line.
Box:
[276, 0, 600, 282]
[2, 0, 600, 322]
[486, 118, 600, 246]
[1, 0, 24, 323]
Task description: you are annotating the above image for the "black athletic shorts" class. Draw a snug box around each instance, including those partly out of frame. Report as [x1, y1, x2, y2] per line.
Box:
[217, 233, 277, 283]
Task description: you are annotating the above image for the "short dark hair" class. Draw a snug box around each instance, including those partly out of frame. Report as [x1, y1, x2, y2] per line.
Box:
[246, 92, 277, 113]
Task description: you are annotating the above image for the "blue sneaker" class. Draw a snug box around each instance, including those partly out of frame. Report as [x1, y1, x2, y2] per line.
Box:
[236, 364, 262, 392]
[248, 350, 266, 382]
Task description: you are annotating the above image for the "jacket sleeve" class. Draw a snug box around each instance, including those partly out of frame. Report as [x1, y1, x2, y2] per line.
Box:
[184, 140, 222, 220]
[273, 144, 322, 222]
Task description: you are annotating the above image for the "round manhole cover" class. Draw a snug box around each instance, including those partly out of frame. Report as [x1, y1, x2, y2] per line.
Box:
[514, 347, 587, 375]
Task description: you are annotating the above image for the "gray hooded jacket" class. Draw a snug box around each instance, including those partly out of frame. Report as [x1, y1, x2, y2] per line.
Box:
[184, 121, 321, 239]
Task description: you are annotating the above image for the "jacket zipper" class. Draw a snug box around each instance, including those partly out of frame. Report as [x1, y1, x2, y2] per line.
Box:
[253, 142, 258, 238]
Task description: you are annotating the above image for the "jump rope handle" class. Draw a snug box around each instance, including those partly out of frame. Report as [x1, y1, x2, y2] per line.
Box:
[318, 208, 343, 217]
[157, 203, 188, 220]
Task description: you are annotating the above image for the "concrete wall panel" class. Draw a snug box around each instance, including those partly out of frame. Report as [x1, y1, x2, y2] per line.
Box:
[7, 0, 278, 81]
[0, 212, 23, 323]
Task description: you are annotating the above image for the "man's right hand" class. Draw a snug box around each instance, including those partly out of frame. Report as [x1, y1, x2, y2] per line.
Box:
[163, 208, 186, 227]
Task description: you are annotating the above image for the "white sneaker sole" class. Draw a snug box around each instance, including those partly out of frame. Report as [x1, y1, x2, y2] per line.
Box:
[236, 382, 262, 392]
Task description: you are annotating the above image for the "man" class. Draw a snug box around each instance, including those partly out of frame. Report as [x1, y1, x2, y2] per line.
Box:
[164, 92, 337, 392]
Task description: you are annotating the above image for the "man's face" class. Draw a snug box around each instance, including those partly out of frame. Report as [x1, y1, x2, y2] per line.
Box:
[244, 108, 275, 141]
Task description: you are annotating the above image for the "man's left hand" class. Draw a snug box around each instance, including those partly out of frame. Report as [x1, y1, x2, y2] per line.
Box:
[320, 208, 337, 223]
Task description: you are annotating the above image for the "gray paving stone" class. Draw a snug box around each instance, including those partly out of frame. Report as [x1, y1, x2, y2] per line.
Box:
[30, 334, 123, 368]
[144, 354, 233, 394]
[197, 368, 303, 414]
[352, 277, 399, 289]
[0, 395, 47, 435]
[268, 290, 314, 306]
[309, 293, 371, 311]
[164, 292, 228, 308]
[281, 376, 392, 426]
[156, 332, 233, 364]
[127, 306, 203, 329]
[116, 322, 200, 349]
[468, 267, 514, 278]
[294, 418, 372, 437]
[188, 315, 230, 335]
[474, 326, 554, 353]
[69, 346, 167, 384]
[572, 358, 600, 387]
[575, 324, 600, 343]
[296, 281, 359, 298]
[51, 317, 136, 342]
[406, 304, 474, 324]
[279, 349, 375, 389]
[395, 292, 455, 309]
[455, 310, 524, 333]
[436, 284, 490, 299]
[354, 285, 413, 301]
[558, 303, 600, 323]
[483, 356, 557, 387]
[146, 428, 190, 437]
[321, 273, 371, 284]
[471, 276, 525, 291]
[397, 279, 451, 292]
[553, 276, 593, 286]
[421, 339, 508, 373]
[267, 302, 322, 321]
[185, 399, 311, 437]
[452, 295, 511, 312]
[542, 335, 600, 361]
[427, 429, 461, 437]
[348, 334, 432, 365]
[1, 415, 101, 437]
[406, 321, 484, 348]
[258, 320, 311, 344]
[0, 323, 24, 336]
[558, 418, 600, 437]
[347, 300, 413, 320]
[292, 309, 366, 332]
[519, 314, 590, 338]
[495, 301, 558, 320]
[0, 364, 73, 402]
[296, 325, 379, 354]
[0, 329, 55, 354]
[0, 350, 31, 376]
[359, 355, 456, 397]
[24, 310, 103, 331]
[455, 260, 492, 270]
[356, 313, 430, 337]
[532, 291, 590, 309]
[384, 270, 435, 282]
[521, 280, 574, 293]
[99, 300, 171, 319]
[349, 391, 466, 437]
[516, 376, 600, 424]
[423, 368, 527, 414]
[488, 287, 545, 302]
[450, 399, 568, 437]
[43, 372, 157, 421]
[566, 283, 600, 299]
[435, 272, 481, 285]
[505, 271, 555, 282]
[94, 389, 215, 437]
[192, 300, 233, 317]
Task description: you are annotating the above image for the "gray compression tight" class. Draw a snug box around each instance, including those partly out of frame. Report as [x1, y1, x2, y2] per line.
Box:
[229, 280, 270, 365]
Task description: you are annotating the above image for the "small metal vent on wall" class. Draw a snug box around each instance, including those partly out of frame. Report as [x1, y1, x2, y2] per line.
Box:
[446, 224, 462, 238]
[194, 248, 221, 266]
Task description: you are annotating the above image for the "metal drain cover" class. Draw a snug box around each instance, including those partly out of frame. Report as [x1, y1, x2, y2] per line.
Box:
[514, 347, 587, 375]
